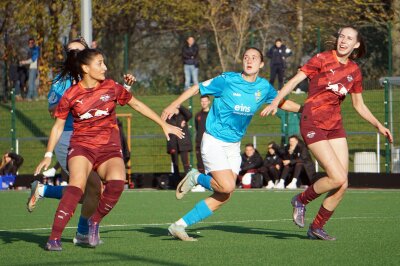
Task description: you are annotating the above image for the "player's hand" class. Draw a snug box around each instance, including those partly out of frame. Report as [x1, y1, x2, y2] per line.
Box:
[161, 104, 179, 121]
[123, 74, 136, 86]
[34, 157, 52, 176]
[260, 102, 279, 116]
[378, 125, 393, 143]
[162, 123, 184, 141]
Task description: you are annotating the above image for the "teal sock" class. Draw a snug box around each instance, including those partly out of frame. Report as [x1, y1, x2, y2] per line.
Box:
[43, 185, 64, 199]
[182, 200, 213, 226]
[77, 216, 89, 235]
[197, 173, 213, 191]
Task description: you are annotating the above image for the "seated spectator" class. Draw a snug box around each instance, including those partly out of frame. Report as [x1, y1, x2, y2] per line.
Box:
[0, 152, 24, 176]
[238, 143, 263, 188]
[276, 135, 315, 189]
[257, 141, 284, 189]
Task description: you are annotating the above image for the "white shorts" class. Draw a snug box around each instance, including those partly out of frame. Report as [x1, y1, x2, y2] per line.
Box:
[54, 130, 72, 174]
[201, 132, 241, 175]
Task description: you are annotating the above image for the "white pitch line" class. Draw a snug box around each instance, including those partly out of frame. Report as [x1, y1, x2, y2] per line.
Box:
[0, 216, 398, 232]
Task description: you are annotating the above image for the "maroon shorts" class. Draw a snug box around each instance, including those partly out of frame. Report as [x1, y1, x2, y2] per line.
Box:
[67, 144, 123, 170]
[300, 119, 346, 146]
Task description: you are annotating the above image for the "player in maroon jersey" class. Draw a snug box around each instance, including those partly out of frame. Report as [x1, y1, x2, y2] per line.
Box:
[261, 26, 393, 240]
[34, 49, 184, 251]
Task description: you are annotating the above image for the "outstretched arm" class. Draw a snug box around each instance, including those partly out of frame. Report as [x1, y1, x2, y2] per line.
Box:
[127, 96, 184, 141]
[162, 84, 199, 120]
[260, 71, 307, 116]
[35, 118, 65, 175]
[351, 93, 393, 143]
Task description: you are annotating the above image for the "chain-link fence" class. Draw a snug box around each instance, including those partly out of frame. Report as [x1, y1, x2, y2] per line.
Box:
[0, 82, 395, 176]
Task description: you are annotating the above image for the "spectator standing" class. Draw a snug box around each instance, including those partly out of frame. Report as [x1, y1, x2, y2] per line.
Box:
[20, 38, 40, 101]
[266, 38, 292, 90]
[182, 36, 199, 90]
[166, 105, 193, 186]
[258, 141, 283, 189]
[194, 95, 210, 173]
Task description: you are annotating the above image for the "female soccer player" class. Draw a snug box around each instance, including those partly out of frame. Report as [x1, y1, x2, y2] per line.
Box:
[35, 49, 184, 251]
[261, 26, 393, 240]
[28, 38, 105, 246]
[162, 47, 300, 241]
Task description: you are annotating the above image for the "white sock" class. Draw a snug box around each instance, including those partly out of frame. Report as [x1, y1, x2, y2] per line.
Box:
[175, 218, 188, 228]
[291, 178, 297, 184]
[38, 185, 45, 197]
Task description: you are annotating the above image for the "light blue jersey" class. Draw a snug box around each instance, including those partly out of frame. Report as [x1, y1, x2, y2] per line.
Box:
[47, 76, 73, 131]
[199, 72, 277, 143]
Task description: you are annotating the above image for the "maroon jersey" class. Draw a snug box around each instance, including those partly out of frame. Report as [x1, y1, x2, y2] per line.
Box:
[55, 79, 132, 148]
[301, 50, 363, 130]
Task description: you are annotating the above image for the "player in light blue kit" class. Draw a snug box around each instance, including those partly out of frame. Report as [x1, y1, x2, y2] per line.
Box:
[27, 38, 104, 245]
[162, 47, 301, 241]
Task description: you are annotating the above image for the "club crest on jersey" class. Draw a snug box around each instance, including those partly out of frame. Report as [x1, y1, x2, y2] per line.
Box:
[255, 90, 261, 102]
[326, 82, 348, 96]
[100, 94, 110, 102]
[347, 75, 353, 82]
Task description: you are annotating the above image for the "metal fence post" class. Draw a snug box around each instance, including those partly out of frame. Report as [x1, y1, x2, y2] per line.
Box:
[384, 79, 390, 173]
[189, 97, 194, 168]
[10, 88, 16, 151]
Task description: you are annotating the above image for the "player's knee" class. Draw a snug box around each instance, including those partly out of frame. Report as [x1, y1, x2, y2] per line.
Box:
[332, 175, 347, 188]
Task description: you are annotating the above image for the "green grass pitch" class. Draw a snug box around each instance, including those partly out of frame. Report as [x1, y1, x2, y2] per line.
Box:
[0, 189, 399, 265]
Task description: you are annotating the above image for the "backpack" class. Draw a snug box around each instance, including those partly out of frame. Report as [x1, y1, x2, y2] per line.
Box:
[251, 173, 263, 188]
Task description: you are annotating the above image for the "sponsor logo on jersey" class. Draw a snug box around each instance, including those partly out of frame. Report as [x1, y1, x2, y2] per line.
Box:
[330, 69, 335, 75]
[307, 131, 316, 139]
[100, 94, 110, 102]
[326, 82, 348, 96]
[76, 99, 83, 104]
[78, 108, 109, 120]
[233, 92, 241, 97]
[234, 104, 251, 113]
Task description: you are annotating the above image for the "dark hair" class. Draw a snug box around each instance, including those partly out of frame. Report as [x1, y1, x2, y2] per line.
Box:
[275, 38, 282, 43]
[245, 143, 254, 148]
[326, 26, 366, 60]
[243, 47, 264, 62]
[200, 95, 210, 99]
[54, 38, 90, 84]
[55, 48, 103, 84]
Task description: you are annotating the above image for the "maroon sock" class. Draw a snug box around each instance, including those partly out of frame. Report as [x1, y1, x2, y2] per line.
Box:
[49, 186, 83, 240]
[91, 180, 125, 223]
[311, 205, 334, 229]
[298, 184, 321, 205]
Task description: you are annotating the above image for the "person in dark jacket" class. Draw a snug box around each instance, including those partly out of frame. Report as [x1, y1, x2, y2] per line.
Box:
[238, 143, 263, 187]
[275, 135, 315, 189]
[167, 105, 193, 185]
[194, 95, 210, 173]
[0, 152, 24, 176]
[257, 141, 284, 189]
[182, 36, 199, 90]
[266, 38, 292, 90]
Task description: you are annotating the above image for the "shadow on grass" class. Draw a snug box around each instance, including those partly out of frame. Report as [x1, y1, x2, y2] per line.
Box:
[0, 230, 50, 248]
[101, 224, 307, 241]
[195, 224, 308, 240]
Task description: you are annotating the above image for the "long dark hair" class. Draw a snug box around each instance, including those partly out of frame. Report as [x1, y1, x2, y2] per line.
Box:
[55, 48, 103, 85]
[326, 26, 366, 60]
[53, 37, 89, 84]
